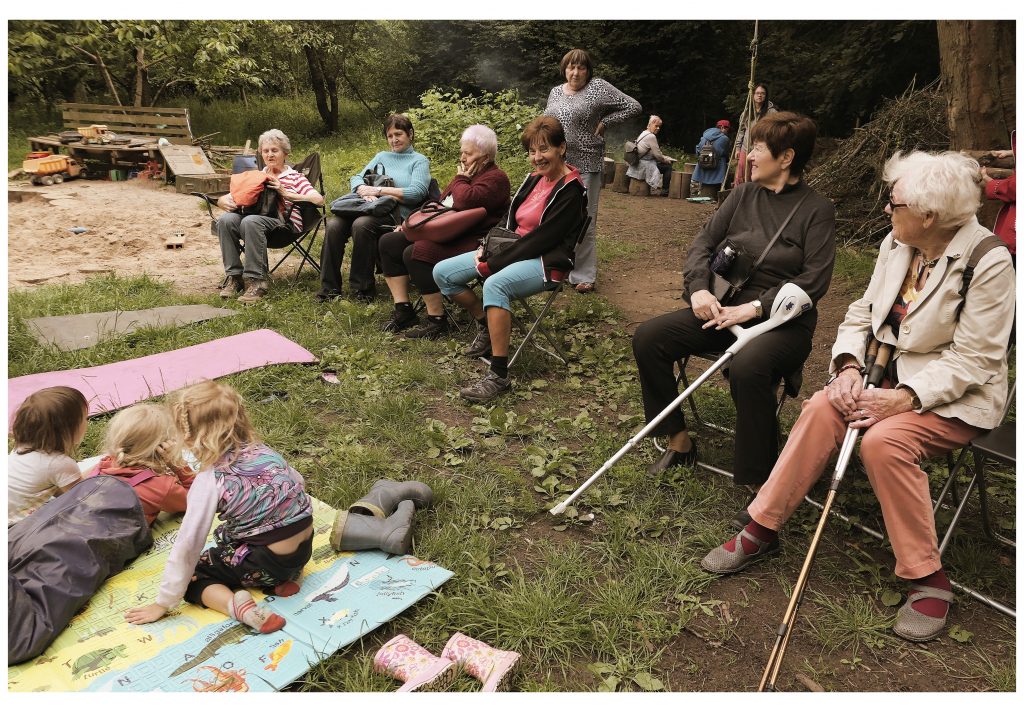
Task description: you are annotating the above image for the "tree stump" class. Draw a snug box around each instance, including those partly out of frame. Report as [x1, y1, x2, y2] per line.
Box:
[629, 178, 651, 196]
[668, 170, 686, 199]
[612, 162, 630, 193]
[602, 157, 616, 186]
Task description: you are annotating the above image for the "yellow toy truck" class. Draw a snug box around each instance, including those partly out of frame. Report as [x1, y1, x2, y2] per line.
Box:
[23, 153, 86, 185]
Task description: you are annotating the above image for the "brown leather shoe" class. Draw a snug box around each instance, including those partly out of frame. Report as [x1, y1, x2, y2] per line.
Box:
[237, 279, 269, 304]
[219, 274, 245, 299]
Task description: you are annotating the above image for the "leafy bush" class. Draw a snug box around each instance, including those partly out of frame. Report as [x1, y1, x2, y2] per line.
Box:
[406, 87, 543, 189]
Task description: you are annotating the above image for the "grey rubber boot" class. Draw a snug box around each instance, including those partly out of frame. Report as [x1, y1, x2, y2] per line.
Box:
[330, 500, 415, 554]
[349, 479, 433, 519]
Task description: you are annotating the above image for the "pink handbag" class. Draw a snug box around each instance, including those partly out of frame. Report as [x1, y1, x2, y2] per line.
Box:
[403, 201, 487, 243]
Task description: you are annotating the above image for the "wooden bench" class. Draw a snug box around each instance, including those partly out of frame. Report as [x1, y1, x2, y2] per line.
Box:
[27, 103, 194, 168]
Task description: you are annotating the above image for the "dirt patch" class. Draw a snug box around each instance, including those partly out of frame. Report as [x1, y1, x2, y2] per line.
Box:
[6, 177, 308, 293]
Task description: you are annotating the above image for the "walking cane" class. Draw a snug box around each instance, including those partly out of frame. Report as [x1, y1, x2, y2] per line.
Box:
[758, 338, 894, 691]
[550, 282, 814, 516]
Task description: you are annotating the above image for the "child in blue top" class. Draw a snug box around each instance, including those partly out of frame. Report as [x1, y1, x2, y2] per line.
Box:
[125, 380, 313, 634]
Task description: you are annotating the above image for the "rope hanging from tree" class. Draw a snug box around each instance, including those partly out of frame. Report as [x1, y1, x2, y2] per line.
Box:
[721, 20, 759, 191]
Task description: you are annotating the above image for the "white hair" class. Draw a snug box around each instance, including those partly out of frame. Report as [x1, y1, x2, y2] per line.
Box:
[258, 128, 291, 154]
[460, 124, 498, 161]
[649, 115, 662, 125]
[882, 151, 982, 229]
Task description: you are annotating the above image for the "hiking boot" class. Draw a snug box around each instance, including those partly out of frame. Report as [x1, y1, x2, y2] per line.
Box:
[700, 528, 780, 574]
[464, 324, 492, 358]
[349, 478, 434, 519]
[219, 274, 245, 299]
[459, 371, 511, 403]
[382, 303, 419, 333]
[405, 316, 450, 340]
[237, 279, 269, 304]
[330, 500, 415, 554]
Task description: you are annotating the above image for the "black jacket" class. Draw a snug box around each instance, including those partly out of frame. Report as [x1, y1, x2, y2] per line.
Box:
[484, 171, 588, 276]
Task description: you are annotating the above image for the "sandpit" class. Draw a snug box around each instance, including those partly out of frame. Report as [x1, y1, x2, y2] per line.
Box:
[6, 178, 310, 293]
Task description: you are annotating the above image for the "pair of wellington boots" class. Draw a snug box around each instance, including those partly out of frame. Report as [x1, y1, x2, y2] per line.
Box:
[374, 632, 521, 692]
[329, 479, 433, 554]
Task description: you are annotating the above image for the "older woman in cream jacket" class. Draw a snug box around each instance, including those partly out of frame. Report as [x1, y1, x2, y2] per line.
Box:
[699, 151, 1015, 644]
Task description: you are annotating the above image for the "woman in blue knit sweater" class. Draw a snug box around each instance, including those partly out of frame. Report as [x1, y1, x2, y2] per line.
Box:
[317, 114, 432, 302]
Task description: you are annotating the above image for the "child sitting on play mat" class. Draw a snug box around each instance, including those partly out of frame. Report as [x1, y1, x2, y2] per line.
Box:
[125, 380, 313, 634]
[8, 386, 88, 527]
[84, 403, 196, 526]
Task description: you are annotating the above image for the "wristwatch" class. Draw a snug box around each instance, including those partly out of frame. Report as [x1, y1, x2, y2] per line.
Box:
[751, 299, 763, 318]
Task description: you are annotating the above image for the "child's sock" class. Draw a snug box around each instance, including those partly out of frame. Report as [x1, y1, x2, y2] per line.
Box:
[910, 569, 952, 618]
[723, 519, 777, 554]
[229, 590, 286, 633]
[273, 580, 300, 598]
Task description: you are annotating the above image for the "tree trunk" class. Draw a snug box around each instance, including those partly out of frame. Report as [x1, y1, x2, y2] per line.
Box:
[303, 45, 337, 133]
[937, 20, 1015, 150]
[134, 45, 145, 107]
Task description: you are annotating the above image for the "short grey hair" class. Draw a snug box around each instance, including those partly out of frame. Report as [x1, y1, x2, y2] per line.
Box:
[883, 151, 982, 230]
[648, 115, 662, 125]
[258, 129, 291, 155]
[460, 124, 498, 161]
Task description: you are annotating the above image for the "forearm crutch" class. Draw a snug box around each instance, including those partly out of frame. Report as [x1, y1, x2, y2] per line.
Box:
[550, 283, 814, 516]
[758, 338, 893, 692]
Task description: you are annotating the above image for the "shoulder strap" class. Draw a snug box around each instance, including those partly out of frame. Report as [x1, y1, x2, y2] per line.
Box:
[750, 191, 811, 272]
[125, 469, 159, 487]
[956, 234, 1009, 318]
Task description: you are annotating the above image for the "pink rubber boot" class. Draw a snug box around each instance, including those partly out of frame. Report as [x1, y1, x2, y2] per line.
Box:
[374, 634, 457, 692]
[441, 632, 520, 692]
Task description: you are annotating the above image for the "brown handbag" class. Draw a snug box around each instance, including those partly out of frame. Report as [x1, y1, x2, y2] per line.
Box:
[404, 201, 488, 243]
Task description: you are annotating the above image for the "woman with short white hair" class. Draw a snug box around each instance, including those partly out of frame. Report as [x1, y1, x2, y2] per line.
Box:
[377, 124, 511, 338]
[215, 128, 323, 303]
[700, 150, 1015, 644]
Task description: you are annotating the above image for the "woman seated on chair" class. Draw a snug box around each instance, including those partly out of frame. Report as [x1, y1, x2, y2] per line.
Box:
[700, 151, 1015, 643]
[433, 116, 587, 403]
[317, 113, 431, 303]
[378, 124, 511, 340]
[217, 128, 323, 304]
[631, 112, 836, 507]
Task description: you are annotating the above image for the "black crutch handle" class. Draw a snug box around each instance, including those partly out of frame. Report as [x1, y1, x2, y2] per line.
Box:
[867, 342, 894, 388]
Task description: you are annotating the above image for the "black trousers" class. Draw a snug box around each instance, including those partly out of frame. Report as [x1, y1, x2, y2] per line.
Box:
[184, 534, 313, 604]
[378, 230, 442, 295]
[631, 307, 815, 486]
[320, 214, 396, 294]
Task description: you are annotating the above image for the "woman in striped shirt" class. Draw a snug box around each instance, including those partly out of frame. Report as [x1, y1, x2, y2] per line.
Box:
[216, 129, 322, 304]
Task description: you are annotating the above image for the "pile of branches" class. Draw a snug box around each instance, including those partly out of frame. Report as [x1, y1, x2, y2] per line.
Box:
[808, 80, 949, 246]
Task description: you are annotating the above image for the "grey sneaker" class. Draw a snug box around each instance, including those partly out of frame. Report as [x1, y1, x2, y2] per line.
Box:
[219, 274, 245, 299]
[237, 279, 269, 304]
[459, 371, 511, 403]
[464, 324, 491, 358]
[700, 528, 779, 574]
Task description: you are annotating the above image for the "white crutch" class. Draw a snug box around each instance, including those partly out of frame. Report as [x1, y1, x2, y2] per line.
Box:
[550, 283, 814, 516]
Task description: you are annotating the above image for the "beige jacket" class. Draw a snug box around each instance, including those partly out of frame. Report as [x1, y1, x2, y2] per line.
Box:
[831, 217, 1015, 429]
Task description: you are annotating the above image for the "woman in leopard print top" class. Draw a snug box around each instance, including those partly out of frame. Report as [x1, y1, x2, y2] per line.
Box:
[544, 48, 641, 293]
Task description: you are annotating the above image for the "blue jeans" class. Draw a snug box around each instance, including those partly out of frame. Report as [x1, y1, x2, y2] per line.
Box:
[433, 251, 549, 311]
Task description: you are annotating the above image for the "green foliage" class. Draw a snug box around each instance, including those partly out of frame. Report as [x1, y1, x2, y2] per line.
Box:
[406, 88, 542, 187]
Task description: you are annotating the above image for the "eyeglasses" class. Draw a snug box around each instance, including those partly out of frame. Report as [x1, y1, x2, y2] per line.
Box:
[884, 189, 909, 210]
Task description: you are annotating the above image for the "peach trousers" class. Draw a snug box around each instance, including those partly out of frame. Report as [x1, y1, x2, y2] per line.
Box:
[747, 389, 982, 579]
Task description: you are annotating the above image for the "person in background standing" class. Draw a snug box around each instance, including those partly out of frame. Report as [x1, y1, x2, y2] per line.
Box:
[544, 48, 641, 294]
[733, 83, 777, 185]
[691, 119, 732, 199]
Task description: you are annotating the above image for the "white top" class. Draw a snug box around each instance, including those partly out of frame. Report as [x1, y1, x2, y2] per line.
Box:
[8, 449, 82, 526]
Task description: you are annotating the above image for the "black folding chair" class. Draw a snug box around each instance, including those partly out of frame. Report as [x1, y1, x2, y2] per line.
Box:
[194, 152, 326, 278]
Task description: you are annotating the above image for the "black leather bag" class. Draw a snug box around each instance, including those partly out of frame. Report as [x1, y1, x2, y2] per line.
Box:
[330, 163, 400, 219]
[482, 225, 520, 261]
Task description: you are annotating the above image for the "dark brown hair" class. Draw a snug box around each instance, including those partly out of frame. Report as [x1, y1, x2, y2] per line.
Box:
[383, 113, 414, 142]
[752, 83, 771, 120]
[520, 116, 567, 152]
[749, 111, 818, 175]
[12, 386, 88, 456]
[559, 48, 593, 80]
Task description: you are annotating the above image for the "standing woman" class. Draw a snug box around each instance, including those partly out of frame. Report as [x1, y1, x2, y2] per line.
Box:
[733, 84, 778, 185]
[317, 114, 431, 302]
[544, 48, 641, 293]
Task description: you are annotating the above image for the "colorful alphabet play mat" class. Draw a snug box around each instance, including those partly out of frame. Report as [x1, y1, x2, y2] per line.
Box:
[7, 498, 453, 692]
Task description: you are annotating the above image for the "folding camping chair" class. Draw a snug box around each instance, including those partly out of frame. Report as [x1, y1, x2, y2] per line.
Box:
[193, 151, 326, 278]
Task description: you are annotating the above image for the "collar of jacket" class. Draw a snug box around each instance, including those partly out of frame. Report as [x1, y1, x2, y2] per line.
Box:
[505, 169, 585, 230]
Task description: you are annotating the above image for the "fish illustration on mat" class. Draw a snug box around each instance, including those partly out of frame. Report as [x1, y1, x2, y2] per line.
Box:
[263, 639, 293, 671]
[71, 644, 129, 679]
[190, 665, 248, 692]
[170, 623, 251, 678]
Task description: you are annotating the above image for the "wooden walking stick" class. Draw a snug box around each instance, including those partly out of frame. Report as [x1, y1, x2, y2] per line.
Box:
[758, 338, 893, 692]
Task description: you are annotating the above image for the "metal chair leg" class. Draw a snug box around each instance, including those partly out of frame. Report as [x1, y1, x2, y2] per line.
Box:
[508, 285, 568, 368]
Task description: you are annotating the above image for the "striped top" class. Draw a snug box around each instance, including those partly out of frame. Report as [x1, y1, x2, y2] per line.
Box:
[271, 166, 316, 231]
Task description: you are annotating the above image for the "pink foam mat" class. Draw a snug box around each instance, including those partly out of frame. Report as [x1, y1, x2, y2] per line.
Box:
[8, 329, 317, 427]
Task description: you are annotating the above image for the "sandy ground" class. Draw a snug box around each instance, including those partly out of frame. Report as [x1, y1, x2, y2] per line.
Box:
[7, 178, 306, 293]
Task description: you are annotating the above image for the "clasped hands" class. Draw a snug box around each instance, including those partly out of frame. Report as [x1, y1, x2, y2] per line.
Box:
[356, 184, 382, 202]
[689, 289, 756, 330]
[826, 362, 914, 429]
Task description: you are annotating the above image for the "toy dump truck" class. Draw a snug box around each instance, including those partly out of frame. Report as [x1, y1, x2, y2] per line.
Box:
[23, 153, 86, 185]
